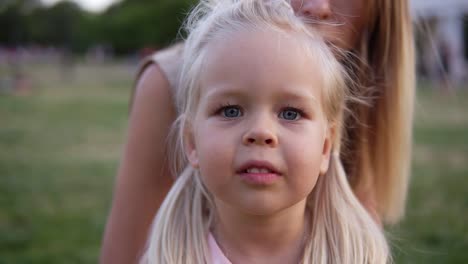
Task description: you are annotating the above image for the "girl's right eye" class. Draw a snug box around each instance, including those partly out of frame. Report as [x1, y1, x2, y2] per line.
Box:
[220, 105, 242, 118]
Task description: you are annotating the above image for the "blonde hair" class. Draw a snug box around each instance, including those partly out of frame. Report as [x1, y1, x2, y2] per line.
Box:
[141, 0, 390, 263]
[341, 0, 415, 224]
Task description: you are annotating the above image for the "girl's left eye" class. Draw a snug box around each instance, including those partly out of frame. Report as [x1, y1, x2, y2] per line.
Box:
[220, 105, 242, 118]
[279, 108, 302, 121]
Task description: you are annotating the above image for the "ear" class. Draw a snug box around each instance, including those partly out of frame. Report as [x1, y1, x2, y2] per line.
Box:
[184, 124, 199, 169]
[320, 123, 335, 175]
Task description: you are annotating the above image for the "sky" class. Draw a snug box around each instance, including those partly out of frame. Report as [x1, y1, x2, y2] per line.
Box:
[41, 0, 119, 12]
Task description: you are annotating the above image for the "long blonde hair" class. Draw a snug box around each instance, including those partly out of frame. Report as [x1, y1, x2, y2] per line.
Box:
[342, 0, 415, 224]
[141, 1, 390, 263]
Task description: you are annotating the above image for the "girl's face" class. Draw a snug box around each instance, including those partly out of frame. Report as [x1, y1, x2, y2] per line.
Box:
[185, 29, 334, 216]
[290, 0, 369, 50]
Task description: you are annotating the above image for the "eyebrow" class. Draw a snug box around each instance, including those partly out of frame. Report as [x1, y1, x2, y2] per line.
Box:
[204, 85, 319, 105]
[204, 86, 247, 101]
[278, 90, 319, 105]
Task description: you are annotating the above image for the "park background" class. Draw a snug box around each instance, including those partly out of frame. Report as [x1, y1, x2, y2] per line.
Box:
[1, 0, 467, 263]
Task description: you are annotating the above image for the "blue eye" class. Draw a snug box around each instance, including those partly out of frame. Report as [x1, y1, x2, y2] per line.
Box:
[279, 108, 301, 120]
[222, 106, 242, 118]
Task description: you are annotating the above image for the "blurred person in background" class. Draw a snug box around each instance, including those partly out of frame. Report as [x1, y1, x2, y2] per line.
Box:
[413, 1, 468, 92]
[100, 0, 415, 263]
[7, 47, 30, 96]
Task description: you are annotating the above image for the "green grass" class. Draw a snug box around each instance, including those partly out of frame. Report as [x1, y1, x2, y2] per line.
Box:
[0, 62, 130, 263]
[390, 88, 468, 263]
[1, 62, 467, 263]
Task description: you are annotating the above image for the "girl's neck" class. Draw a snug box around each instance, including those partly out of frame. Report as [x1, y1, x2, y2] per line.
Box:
[212, 198, 309, 264]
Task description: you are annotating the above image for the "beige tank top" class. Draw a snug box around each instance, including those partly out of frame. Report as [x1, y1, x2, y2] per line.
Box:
[135, 42, 184, 100]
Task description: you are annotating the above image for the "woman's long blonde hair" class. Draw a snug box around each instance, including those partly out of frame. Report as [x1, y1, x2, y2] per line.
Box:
[342, 0, 415, 224]
[141, 1, 390, 263]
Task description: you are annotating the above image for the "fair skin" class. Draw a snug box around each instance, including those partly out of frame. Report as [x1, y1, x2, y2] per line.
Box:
[100, 65, 175, 263]
[185, 29, 333, 264]
[290, 0, 367, 49]
[100, 1, 372, 263]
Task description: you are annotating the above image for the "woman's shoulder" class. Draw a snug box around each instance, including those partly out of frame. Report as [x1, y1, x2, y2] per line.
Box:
[137, 42, 185, 91]
[131, 42, 184, 111]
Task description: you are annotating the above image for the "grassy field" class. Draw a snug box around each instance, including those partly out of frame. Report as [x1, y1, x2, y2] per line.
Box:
[1, 62, 467, 263]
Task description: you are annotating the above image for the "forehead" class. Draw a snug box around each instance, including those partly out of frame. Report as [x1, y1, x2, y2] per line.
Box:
[200, 28, 326, 99]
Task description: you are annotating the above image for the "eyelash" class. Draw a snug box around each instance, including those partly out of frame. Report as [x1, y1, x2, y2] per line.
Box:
[214, 103, 242, 116]
[213, 103, 307, 119]
[281, 106, 307, 120]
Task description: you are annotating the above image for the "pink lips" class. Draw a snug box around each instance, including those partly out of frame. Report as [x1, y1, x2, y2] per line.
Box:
[237, 160, 282, 185]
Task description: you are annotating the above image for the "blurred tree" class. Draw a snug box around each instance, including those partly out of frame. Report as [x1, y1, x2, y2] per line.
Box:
[0, 0, 197, 55]
[99, 0, 196, 54]
[0, 0, 83, 49]
[30, 1, 82, 47]
[0, 0, 38, 46]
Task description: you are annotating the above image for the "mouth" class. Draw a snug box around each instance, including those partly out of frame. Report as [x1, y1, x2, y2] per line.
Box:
[236, 160, 282, 175]
[236, 160, 282, 185]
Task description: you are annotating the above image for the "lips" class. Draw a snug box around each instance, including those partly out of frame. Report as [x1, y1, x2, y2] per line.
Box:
[236, 160, 281, 175]
[236, 160, 282, 185]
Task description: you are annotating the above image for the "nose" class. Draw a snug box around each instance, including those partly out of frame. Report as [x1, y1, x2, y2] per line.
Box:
[293, 0, 332, 20]
[242, 118, 278, 147]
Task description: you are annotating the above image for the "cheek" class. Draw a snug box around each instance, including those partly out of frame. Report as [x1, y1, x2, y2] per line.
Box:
[287, 139, 324, 177]
[282, 125, 325, 188]
[195, 124, 234, 156]
[282, 123, 325, 157]
[288, 154, 322, 201]
[194, 125, 235, 182]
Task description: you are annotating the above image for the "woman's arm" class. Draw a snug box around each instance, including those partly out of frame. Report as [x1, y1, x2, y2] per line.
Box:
[100, 64, 176, 264]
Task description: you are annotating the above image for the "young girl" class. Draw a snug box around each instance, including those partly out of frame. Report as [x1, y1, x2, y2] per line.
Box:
[101, 0, 415, 262]
[141, 1, 389, 263]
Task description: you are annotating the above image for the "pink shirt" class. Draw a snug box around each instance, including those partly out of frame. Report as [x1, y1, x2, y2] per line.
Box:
[208, 233, 232, 264]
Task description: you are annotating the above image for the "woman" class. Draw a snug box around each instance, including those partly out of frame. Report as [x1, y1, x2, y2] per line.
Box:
[100, 0, 415, 263]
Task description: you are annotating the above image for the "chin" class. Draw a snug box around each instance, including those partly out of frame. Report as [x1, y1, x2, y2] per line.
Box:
[237, 197, 301, 217]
